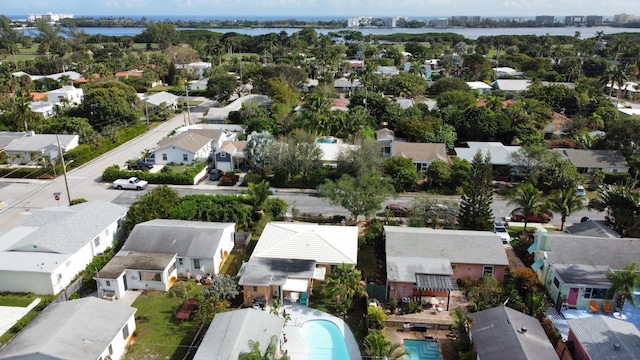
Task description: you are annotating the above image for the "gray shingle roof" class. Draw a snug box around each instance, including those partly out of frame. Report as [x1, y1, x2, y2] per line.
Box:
[471, 306, 559, 360]
[546, 233, 640, 270]
[9, 201, 127, 254]
[565, 220, 620, 238]
[145, 91, 179, 106]
[193, 308, 284, 360]
[96, 251, 176, 279]
[0, 297, 136, 360]
[567, 315, 640, 360]
[391, 142, 449, 163]
[553, 264, 611, 286]
[121, 219, 235, 258]
[156, 131, 212, 153]
[238, 257, 316, 286]
[384, 226, 509, 266]
[557, 149, 629, 169]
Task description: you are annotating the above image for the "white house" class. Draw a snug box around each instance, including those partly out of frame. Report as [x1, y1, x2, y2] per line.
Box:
[152, 130, 214, 165]
[0, 201, 127, 295]
[95, 251, 177, 300]
[120, 219, 237, 277]
[4, 132, 79, 165]
[467, 81, 493, 95]
[0, 297, 136, 360]
[454, 141, 521, 167]
[173, 126, 236, 151]
[177, 62, 212, 79]
[317, 141, 358, 168]
[47, 86, 83, 106]
[143, 91, 180, 109]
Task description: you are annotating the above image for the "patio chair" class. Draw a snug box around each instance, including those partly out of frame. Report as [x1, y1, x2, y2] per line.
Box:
[603, 301, 614, 314]
[589, 300, 600, 313]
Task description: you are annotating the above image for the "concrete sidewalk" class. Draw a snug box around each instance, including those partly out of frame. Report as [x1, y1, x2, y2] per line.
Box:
[0, 298, 41, 337]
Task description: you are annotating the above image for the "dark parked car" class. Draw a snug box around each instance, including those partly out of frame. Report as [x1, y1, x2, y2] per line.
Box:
[128, 160, 154, 171]
[209, 169, 223, 181]
[385, 204, 411, 217]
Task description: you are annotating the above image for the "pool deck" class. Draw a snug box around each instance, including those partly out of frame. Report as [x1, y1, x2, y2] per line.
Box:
[282, 304, 362, 360]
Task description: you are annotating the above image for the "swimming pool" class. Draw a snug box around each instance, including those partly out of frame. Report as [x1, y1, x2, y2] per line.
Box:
[403, 339, 441, 360]
[300, 319, 350, 360]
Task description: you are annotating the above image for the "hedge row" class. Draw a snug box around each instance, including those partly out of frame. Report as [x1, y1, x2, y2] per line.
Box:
[101, 162, 207, 185]
[603, 172, 631, 185]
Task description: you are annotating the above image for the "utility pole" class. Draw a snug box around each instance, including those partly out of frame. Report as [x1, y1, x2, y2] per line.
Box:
[185, 80, 191, 125]
[56, 135, 72, 205]
[144, 98, 149, 128]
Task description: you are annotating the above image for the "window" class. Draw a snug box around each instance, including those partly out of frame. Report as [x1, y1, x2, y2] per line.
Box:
[122, 324, 129, 340]
[220, 152, 227, 158]
[106, 280, 111, 287]
[183, 154, 188, 161]
[450, 264, 457, 270]
[553, 277, 560, 289]
[57, 273, 62, 281]
[168, 262, 176, 274]
[483, 266, 494, 276]
[139, 272, 161, 281]
[93, 236, 101, 247]
[162, 153, 168, 161]
[178, 258, 184, 266]
[252, 286, 258, 292]
[193, 259, 201, 269]
[108, 344, 113, 355]
[584, 288, 611, 299]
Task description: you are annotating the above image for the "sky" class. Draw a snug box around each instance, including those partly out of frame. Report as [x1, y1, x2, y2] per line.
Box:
[3, 0, 640, 19]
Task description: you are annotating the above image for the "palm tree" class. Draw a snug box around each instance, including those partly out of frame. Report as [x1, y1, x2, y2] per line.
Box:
[451, 307, 473, 352]
[238, 336, 290, 360]
[607, 263, 640, 312]
[243, 180, 273, 220]
[589, 183, 640, 237]
[363, 330, 409, 360]
[612, 65, 629, 109]
[600, 66, 617, 97]
[324, 263, 365, 314]
[548, 188, 586, 231]
[507, 183, 549, 231]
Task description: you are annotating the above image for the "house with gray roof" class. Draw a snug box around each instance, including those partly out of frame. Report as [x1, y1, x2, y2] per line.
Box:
[120, 219, 236, 278]
[193, 308, 285, 360]
[0, 297, 136, 360]
[95, 251, 178, 300]
[385, 226, 509, 304]
[565, 220, 620, 238]
[214, 140, 248, 172]
[4, 132, 78, 165]
[455, 141, 521, 168]
[0, 201, 127, 294]
[152, 130, 214, 165]
[470, 306, 560, 360]
[567, 315, 640, 360]
[554, 149, 629, 174]
[203, 94, 271, 124]
[389, 142, 449, 171]
[529, 230, 640, 311]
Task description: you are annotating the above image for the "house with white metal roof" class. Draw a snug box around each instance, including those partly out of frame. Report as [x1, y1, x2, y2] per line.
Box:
[143, 91, 179, 109]
[47, 85, 83, 107]
[454, 141, 521, 168]
[467, 81, 493, 95]
[0, 201, 127, 295]
[470, 306, 559, 360]
[385, 226, 509, 304]
[0, 297, 136, 360]
[193, 308, 285, 360]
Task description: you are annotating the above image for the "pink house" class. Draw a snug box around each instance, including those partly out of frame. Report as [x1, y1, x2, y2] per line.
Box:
[385, 226, 509, 307]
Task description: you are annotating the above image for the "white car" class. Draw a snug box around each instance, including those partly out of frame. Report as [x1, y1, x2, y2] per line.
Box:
[494, 221, 511, 244]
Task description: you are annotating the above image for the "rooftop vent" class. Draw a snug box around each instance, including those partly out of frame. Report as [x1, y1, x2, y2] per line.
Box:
[614, 343, 621, 350]
[520, 327, 527, 335]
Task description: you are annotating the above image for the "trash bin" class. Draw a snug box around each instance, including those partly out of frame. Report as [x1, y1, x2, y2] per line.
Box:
[403, 323, 411, 332]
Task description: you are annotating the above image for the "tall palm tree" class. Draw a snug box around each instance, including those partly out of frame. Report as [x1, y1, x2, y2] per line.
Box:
[600, 66, 617, 97]
[363, 330, 410, 360]
[589, 183, 640, 237]
[243, 180, 273, 220]
[451, 307, 473, 352]
[607, 263, 640, 312]
[548, 188, 586, 231]
[612, 65, 629, 109]
[507, 183, 549, 231]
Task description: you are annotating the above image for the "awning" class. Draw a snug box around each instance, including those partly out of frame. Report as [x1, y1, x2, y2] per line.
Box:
[282, 278, 309, 292]
[527, 239, 539, 254]
[531, 258, 545, 271]
[415, 274, 456, 291]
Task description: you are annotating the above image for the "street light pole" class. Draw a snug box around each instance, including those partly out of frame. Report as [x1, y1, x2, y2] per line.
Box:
[56, 135, 72, 205]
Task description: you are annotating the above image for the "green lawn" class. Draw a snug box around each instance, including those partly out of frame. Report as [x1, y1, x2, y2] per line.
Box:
[125, 290, 199, 360]
[0, 293, 37, 307]
[164, 165, 191, 173]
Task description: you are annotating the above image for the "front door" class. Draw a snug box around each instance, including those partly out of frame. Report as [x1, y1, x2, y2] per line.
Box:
[567, 287, 579, 305]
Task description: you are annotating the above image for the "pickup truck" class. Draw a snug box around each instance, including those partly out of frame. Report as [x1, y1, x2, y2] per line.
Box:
[113, 177, 148, 190]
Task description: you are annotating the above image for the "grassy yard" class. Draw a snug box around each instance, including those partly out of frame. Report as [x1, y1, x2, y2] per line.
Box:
[0, 293, 37, 307]
[164, 164, 192, 173]
[125, 290, 200, 360]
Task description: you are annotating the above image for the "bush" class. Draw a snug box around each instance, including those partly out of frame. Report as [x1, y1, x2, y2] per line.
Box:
[101, 162, 207, 185]
[218, 172, 240, 186]
[243, 173, 263, 185]
[603, 172, 631, 185]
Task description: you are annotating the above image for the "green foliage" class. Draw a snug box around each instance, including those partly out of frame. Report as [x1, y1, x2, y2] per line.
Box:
[263, 197, 287, 220]
[368, 306, 387, 329]
[425, 159, 452, 190]
[69, 198, 87, 205]
[607, 263, 640, 311]
[101, 161, 207, 185]
[429, 77, 472, 96]
[170, 194, 252, 230]
[363, 330, 409, 360]
[548, 188, 586, 231]
[324, 264, 366, 313]
[458, 151, 494, 231]
[80, 247, 117, 293]
[206, 73, 238, 103]
[383, 156, 420, 192]
[201, 274, 240, 300]
[125, 186, 181, 232]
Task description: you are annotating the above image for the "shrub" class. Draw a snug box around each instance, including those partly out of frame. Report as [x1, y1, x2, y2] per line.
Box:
[603, 172, 631, 185]
[368, 305, 387, 329]
[243, 173, 263, 185]
[218, 172, 240, 186]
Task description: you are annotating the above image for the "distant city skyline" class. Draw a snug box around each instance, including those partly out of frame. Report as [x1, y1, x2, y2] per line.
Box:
[3, 0, 640, 19]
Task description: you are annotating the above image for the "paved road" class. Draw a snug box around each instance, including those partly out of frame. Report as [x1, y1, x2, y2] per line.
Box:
[0, 112, 196, 231]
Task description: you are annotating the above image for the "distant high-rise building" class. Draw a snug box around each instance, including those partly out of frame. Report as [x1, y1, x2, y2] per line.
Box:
[433, 18, 449, 28]
[535, 15, 555, 24]
[450, 16, 482, 22]
[586, 15, 604, 25]
[564, 16, 586, 25]
[613, 13, 636, 23]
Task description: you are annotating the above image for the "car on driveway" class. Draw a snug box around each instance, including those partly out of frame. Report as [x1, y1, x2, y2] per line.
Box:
[209, 169, 223, 181]
[493, 221, 511, 243]
[385, 204, 411, 217]
[511, 210, 551, 223]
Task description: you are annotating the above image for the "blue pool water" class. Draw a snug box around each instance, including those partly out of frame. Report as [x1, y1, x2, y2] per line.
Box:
[403, 339, 441, 360]
[300, 320, 350, 360]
